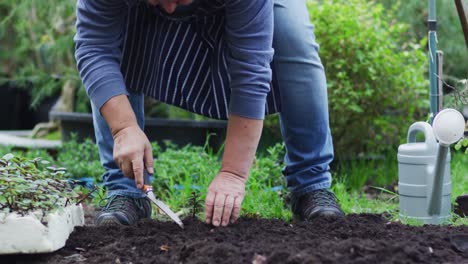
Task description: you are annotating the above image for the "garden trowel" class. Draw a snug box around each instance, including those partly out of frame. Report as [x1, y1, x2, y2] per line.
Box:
[143, 171, 184, 229]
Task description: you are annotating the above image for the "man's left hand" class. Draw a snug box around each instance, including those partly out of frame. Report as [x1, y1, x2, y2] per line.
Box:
[205, 171, 246, 227]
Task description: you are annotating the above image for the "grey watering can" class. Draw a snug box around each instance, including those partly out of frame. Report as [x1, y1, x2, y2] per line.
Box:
[398, 109, 465, 224]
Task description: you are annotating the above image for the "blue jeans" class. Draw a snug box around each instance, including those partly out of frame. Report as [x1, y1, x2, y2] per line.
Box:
[91, 0, 333, 199]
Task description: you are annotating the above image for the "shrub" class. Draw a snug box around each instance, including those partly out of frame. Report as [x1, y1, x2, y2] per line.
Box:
[0, 0, 80, 109]
[308, 0, 428, 158]
[56, 136, 104, 182]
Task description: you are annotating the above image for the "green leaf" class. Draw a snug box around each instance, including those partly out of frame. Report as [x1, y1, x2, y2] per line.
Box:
[2, 153, 14, 161]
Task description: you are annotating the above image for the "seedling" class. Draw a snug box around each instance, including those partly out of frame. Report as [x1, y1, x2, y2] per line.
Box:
[0, 153, 79, 219]
[190, 191, 204, 218]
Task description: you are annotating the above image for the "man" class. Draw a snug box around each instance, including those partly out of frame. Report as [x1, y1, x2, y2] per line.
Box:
[75, 0, 344, 227]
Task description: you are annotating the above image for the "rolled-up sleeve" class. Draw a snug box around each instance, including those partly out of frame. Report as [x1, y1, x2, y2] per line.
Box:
[225, 0, 274, 120]
[74, 0, 136, 110]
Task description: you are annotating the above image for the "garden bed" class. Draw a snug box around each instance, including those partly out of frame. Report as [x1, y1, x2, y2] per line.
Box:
[1, 214, 467, 264]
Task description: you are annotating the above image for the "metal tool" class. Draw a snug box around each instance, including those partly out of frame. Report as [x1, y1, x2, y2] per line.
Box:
[143, 171, 184, 229]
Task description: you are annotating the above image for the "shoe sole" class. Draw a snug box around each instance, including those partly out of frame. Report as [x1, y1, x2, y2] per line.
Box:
[95, 216, 125, 226]
[293, 210, 346, 222]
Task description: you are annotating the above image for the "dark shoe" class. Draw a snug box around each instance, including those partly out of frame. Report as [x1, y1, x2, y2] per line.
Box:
[95, 195, 152, 226]
[292, 189, 345, 221]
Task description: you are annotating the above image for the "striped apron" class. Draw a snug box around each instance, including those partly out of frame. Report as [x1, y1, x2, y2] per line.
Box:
[120, 0, 281, 120]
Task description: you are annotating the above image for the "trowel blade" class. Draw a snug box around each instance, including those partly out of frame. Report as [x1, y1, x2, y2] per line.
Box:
[146, 192, 184, 229]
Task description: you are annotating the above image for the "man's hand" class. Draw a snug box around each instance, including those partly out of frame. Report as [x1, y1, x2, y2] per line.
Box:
[147, 0, 194, 14]
[204, 114, 263, 227]
[113, 125, 154, 189]
[100, 94, 154, 189]
[205, 171, 246, 227]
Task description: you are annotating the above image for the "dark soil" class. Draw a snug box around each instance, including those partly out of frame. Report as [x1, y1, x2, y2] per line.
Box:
[1, 214, 468, 264]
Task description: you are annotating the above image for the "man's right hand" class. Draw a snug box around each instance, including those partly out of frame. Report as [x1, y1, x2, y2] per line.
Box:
[100, 94, 154, 189]
[113, 125, 154, 189]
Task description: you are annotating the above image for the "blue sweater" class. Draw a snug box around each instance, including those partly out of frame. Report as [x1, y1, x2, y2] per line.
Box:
[74, 0, 274, 120]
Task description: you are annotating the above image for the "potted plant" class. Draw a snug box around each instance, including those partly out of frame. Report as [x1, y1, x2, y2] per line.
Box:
[0, 153, 84, 254]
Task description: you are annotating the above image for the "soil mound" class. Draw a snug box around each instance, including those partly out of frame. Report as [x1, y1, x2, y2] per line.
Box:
[2, 214, 467, 264]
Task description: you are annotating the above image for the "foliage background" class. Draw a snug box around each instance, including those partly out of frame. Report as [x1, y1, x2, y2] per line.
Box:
[380, 0, 467, 83]
[0, 0, 465, 157]
[0, 0, 83, 109]
[308, 0, 428, 158]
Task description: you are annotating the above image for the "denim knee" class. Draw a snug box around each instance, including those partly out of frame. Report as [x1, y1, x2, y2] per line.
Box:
[273, 0, 322, 65]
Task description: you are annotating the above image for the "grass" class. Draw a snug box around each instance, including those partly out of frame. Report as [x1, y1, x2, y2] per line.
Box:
[150, 142, 467, 226]
[332, 150, 468, 226]
[452, 153, 468, 201]
[0, 139, 466, 226]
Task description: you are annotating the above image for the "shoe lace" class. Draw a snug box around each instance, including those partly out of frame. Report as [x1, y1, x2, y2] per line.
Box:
[101, 195, 150, 218]
[310, 189, 340, 208]
[103, 195, 128, 212]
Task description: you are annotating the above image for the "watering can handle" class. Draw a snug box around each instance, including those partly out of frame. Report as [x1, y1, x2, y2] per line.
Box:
[407, 122, 437, 146]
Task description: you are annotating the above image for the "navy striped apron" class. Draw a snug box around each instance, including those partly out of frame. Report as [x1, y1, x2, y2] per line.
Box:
[120, 0, 281, 120]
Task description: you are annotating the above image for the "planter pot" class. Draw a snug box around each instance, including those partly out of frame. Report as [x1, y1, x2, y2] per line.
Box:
[49, 111, 227, 151]
[0, 204, 85, 254]
[0, 82, 59, 130]
[0, 82, 33, 130]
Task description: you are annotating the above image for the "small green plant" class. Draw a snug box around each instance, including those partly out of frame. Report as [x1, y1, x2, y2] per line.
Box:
[75, 183, 108, 208]
[0, 153, 79, 217]
[189, 191, 204, 218]
[57, 136, 104, 182]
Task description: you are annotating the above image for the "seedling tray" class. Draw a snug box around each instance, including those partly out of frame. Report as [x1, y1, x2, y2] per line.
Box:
[0, 204, 84, 254]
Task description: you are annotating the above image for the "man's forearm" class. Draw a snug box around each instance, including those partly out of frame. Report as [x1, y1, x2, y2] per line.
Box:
[220, 114, 263, 181]
[100, 94, 139, 137]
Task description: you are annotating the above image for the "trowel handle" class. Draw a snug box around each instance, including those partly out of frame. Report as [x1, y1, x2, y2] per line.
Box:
[143, 170, 152, 186]
[407, 122, 437, 147]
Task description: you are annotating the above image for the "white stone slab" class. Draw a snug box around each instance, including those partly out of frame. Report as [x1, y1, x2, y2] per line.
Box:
[0, 133, 62, 149]
[0, 204, 84, 254]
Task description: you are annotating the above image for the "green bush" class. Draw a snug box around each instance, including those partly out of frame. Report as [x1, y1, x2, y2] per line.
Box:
[56, 136, 104, 182]
[308, 0, 428, 158]
[0, 0, 80, 108]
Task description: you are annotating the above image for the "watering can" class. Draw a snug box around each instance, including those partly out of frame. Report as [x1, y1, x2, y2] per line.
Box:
[398, 109, 465, 224]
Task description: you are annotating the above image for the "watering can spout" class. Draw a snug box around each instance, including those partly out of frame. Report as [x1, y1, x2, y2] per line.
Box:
[428, 109, 465, 217]
[427, 146, 449, 216]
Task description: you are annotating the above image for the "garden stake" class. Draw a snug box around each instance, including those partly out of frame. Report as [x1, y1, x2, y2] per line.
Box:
[428, 0, 438, 122]
[143, 171, 184, 229]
